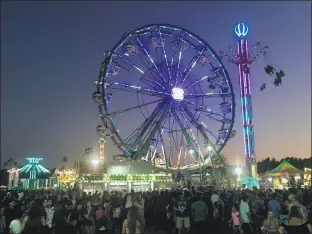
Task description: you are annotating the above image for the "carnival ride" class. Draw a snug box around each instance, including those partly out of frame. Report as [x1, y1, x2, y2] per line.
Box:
[220, 23, 285, 177]
[54, 156, 78, 186]
[93, 24, 236, 171]
[19, 157, 50, 179]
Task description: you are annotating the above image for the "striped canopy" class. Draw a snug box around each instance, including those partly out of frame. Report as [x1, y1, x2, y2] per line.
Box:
[266, 160, 303, 177]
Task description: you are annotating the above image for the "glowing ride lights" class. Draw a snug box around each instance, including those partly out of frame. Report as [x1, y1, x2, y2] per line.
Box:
[235, 23, 255, 177]
[171, 87, 184, 101]
[99, 139, 105, 162]
[55, 169, 78, 184]
[219, 22, 270, 177]
[93, 24, 235, 169]
[19, 157, 50, 180]
[234, 23, 249, 38]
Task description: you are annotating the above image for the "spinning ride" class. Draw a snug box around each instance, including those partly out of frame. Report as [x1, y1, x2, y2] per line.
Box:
[93, 24, 236, 170]
[220, 23, 285, 177]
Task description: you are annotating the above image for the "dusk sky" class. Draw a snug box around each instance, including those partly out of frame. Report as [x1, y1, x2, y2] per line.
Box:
[1, 1, 311, 168]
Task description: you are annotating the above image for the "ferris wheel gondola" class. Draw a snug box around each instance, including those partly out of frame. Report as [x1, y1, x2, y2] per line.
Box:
[93, 24, 236, 168]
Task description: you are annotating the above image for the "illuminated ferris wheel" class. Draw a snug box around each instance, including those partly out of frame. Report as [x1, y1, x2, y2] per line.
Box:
[93, 24, 236, 169]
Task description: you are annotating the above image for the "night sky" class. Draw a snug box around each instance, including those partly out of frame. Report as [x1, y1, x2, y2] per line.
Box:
[1, 1, 311, 168]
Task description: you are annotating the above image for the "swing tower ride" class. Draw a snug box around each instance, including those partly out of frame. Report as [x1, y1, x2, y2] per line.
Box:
[235, 23, 257, 177]
[221, 23, 269, 177]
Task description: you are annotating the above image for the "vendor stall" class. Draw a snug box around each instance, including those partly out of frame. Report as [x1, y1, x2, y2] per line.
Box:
[263, 160, 303, 189]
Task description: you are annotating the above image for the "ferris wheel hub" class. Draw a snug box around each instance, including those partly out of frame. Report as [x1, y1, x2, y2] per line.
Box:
[171, 87, 184, 101]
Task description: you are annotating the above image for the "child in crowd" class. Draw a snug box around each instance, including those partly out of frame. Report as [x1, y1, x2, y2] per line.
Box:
[228, 204, 241, 234]
[95, 205, 107, 234]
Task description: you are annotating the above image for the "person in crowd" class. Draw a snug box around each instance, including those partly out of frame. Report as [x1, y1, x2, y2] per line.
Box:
[21, 204, 46, 234]
[95, 204, 108, 234]
[122, 206, 143, 234]
[124, 190, 134, 219]
[228, 204, 241, 234]
[3, 200, 21, 234]
[132, 192, 145, 231]
[1, 183, 312, 234]
[174, 193, 191, 234]
[191, 193, 208, 234]
[268, 193, 281, 219]
[8, 210, 23, 234]
[278, 205, 312, 234]
[110, 192, 122, 234]
[288, 194, 309, 221]
[154, 190, 168, 231]
[239, 193, 253, 234]
[212, 201, 222, 232]
[83, 201, 94, 234]
[211, 190, 220, 205]
[66, 200, 82, 234]
[44, 198, 54, 234]
[53, 201, 67, 234]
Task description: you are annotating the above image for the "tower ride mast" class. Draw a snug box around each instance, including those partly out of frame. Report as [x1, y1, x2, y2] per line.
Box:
[221, 23, 268, 177]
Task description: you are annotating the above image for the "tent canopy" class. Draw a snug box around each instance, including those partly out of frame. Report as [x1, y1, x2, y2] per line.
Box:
[266, 160, 303, 177]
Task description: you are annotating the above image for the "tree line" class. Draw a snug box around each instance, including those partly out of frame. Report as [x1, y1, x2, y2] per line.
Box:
[257, 157, 311, 174]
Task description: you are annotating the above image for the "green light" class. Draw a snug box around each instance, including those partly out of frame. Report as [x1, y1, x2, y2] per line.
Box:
[19, 157, 50, 182]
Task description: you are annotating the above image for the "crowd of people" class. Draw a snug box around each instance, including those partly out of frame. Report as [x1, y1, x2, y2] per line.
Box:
[0, 186, 312, 234]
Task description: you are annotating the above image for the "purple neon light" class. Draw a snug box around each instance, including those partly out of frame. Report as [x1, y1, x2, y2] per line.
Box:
[237, 37, 255, 167]
[99, 24, 236, 164]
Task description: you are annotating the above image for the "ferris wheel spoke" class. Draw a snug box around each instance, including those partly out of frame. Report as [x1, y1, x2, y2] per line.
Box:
[101, 99, 163, 118]
[140, 76, 166, 91]
[158, 27, 172, 85]
[133, 105, 171, 160]
[182, 107, 211, 146]
[114, 53, 145, 74]
[105, 81, 169, 97]
[126, 101, 167, 146]
[158, 128, 170, 168]
[168, 112, 180, 152]
[175, 33, 186, 86]
[179, 48, 205, 87]
[198, 120, 225, 145]
[185, 69, 221, 90]
[181, 109, 220, 161]
[123, 121, 146, 145]
[172, 109, 200, 161]
[136, 37, 167, 87]
[184, 92, 231, 98]
[183, 100, 224, 119]
[128, 101, 171, 159]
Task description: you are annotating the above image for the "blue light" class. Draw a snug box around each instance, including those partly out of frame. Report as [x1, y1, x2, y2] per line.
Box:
[235, 23, 248, 38]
